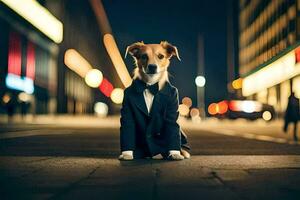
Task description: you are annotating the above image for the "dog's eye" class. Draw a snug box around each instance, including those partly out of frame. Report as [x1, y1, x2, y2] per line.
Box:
[158, 54, 164, 60]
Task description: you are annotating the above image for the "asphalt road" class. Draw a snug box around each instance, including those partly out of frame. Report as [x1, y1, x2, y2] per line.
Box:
[1, 125, 300, 157]
[1, 123, 300, 200]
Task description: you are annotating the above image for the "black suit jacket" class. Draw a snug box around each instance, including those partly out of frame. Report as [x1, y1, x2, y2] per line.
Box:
[120, 79, 189, 157]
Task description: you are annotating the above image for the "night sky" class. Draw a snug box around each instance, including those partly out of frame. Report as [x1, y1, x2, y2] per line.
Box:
[102, 0, 229, 108]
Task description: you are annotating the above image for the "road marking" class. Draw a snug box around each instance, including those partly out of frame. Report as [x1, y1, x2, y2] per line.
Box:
[210, 129, 300, 145]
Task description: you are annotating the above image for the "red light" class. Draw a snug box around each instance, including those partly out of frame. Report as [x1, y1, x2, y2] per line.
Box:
[26, 41, 35, 80]
[228, 100, 241, 111]
[295, 47, 300, 63]
[99, 78, 114, 97]
[8, 32, 21, 76]
[217, 101, 228, 114]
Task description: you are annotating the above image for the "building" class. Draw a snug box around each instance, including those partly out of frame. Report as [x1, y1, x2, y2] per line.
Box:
[0, 0, 61, 115]
[51, 0, 123, 114]
[237, 0, 300, 116]
[0, 0, 122, 116]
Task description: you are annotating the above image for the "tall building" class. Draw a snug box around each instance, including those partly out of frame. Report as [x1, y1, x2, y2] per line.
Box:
[237, 0, 300, 115]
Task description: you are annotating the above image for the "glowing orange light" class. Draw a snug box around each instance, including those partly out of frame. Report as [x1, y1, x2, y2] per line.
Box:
[190, 108, 200, 117]
[182, 97, 192, 108]
[103, 34, 132, 88]
[232, 78, 243, 90]
[295, 47, 300, 63]
[228, 101, 238, 111]
[2, 93, 11, 104]
[64, 49, 92, 78]
[217, 101, 228, 114]
[208, 103, 218, 115]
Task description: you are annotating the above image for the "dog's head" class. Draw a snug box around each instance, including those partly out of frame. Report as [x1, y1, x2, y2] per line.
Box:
[125, 41, 180, 75]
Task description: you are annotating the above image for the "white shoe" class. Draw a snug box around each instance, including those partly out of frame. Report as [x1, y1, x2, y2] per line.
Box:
[118, 154, 134, 161]
[168, 153, 184, 160]
[152, 154, 164, 160]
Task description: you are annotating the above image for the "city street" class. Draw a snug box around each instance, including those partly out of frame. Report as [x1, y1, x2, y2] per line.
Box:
[1, 117, 300, 200]
[1, 0, 300, 199]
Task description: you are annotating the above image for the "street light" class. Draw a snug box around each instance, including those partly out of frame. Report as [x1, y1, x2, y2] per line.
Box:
[195, 76, 206, 87]
[195, 75, 206, 119]
[85, 69, 103, 88]
[94, 102, 108, 117]
[110, 88, 124, 104]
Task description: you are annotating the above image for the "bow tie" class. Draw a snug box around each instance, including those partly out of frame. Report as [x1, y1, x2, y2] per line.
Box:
[141, 82, 159, 95]
[135, 79, 159, 95]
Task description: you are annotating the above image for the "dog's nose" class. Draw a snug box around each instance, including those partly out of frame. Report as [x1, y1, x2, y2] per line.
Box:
[147, 64, 157, 74]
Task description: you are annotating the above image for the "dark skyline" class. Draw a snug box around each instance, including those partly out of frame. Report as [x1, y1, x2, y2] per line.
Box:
[102, 0, 230, 107]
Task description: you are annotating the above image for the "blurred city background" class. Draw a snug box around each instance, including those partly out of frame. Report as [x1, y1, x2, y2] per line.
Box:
[1, 0, 300, 199]
[0, 0, 299, 124]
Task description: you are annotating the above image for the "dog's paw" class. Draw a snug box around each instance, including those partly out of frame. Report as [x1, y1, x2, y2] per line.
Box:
[181, 149, 191, 159]
[152, 154, 164, 160]
[168, 153, 184, 161]
[118, 154, 134, 161]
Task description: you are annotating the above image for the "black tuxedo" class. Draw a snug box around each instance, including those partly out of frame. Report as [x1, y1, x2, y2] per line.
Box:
[120, 79, 189, 157]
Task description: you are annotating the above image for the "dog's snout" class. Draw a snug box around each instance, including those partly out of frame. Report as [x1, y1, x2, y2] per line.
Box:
[147, 64, 157, 74]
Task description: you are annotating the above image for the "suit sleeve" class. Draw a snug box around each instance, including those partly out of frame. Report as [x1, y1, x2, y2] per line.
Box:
[120, 89, 136, 151]
[164, 88, 181, 150]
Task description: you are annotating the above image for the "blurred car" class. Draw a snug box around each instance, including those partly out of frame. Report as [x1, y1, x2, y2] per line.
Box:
[208, 100, 275, 121]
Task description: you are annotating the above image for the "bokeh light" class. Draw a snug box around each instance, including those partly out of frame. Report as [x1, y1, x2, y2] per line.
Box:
[103, 34, 132, 88]
[94, 102, 108, 117]
[2, 93, 11, 104]
[232, 78, 242, 89]
[18, 92, 31, 102]
[195, 76, 206, 87]
[85, 69, 103, 88]
[110, 88, 124, 104]
[241, 101, 256, 113]
[178, 104, 189, 116]
[99, 78, 114, 97]
[182, 97, 192, 108]
[1, 0, 63, 43]
[190, 108, 200, 117]
[262, 111, 272, 121]
[208, 103, 218, 115]
[64, 49, 92, 78]
[217, 101, 228, 114]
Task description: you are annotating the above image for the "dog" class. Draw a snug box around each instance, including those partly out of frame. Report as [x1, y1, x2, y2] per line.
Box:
[119, 41, 190, 161]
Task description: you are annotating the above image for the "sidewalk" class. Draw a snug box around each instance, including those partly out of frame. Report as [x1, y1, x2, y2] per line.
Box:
[1, 155, 300, 200]
[0, 114, 120, 127]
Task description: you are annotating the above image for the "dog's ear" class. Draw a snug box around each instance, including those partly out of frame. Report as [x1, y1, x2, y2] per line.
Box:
[160, 41, 181, 61]
[125, 41, 145, 58]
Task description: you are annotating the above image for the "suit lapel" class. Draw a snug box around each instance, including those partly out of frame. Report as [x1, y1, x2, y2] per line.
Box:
[149, 93, 162, 117]
[130, 79, 170, 117]
[149, 82, 171, 117]
[133, 92, 149, 116]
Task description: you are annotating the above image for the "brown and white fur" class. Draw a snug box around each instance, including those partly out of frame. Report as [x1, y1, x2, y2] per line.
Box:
[125, 41, 190, 159]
